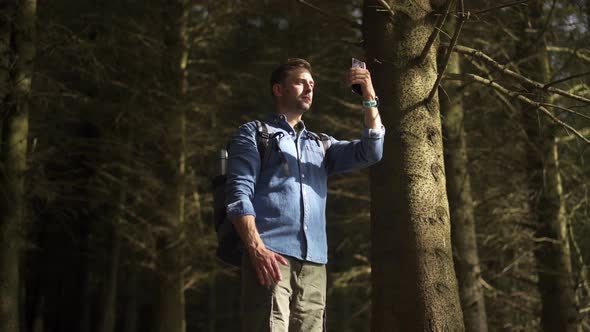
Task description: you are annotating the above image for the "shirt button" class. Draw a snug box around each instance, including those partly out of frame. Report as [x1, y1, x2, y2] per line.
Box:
[304, 225, 308, 230]
[302, 174, 305, 178]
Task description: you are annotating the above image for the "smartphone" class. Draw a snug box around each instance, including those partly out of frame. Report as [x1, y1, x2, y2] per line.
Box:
[351, 58, 366, 96]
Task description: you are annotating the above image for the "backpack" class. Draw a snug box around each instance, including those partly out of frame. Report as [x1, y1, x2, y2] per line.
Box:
[212, 120, 331, 267]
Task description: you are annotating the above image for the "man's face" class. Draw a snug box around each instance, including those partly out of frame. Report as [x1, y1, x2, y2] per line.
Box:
[276, 68, 314, 113]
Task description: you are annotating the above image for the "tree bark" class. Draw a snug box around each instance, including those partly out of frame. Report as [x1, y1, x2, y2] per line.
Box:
[208, 274, 216, 332]
[0, 1, 36, 332]
[31, 296, 43, 332]
[441, 52, 488, 332]
[526, 91, 579, 332]
[123, 264, 138, 332]
[78, 253, 93, 332]
[530, 126, 579, 332]
[364, 1, 464, 330]
[518, 2, 580, 331]
[97, 228, 121, 332]
[156, 1, 189, 331]
[527, 90, 580, 331]
[0, 2, 10, 139]
[97, 114, 132, 332]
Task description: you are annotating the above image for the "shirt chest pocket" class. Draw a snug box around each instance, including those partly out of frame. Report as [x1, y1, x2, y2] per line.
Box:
[303, 140, 325, 167]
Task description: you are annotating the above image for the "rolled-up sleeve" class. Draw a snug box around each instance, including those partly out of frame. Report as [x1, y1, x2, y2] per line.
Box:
[325, 125, 385, 176]
[365, 126, 386, 140]
[225, 122, 260, 219]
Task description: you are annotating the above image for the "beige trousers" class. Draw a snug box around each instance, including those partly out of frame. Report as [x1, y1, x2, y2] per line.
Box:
[240, 254, 327, 332]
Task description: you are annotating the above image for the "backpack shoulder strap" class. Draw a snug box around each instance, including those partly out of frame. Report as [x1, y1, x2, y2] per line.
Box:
[308, 131, 331, 153]
[254, 120, 271, 164]
[317, 133, 331, 152]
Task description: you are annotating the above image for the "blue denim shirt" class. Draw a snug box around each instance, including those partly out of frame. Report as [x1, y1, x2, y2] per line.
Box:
[226, 113, 385, 264]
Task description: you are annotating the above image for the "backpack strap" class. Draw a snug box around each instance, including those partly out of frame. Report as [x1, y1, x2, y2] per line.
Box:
[307, 131, 331, 154]
[317, 133, 331, 153]
[255, 120, 287, 171]
[254, 120, 270, 164]
[254, 120, 290, 175]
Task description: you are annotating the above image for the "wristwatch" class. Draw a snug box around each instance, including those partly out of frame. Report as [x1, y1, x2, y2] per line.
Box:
[362, 96, 379, 108]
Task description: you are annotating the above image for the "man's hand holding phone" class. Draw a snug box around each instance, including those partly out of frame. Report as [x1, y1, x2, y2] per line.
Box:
[349, 58, 377, 101]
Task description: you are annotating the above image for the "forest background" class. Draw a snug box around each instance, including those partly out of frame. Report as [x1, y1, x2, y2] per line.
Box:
[1, 0, 590, 331]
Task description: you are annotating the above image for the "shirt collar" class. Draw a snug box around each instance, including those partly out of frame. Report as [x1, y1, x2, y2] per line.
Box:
[266, 113, 306, 134]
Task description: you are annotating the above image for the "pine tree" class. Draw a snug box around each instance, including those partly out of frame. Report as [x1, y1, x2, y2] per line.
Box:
[364, 0, 464, 330]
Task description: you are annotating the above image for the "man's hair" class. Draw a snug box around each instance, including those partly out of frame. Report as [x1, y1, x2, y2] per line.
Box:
[269, 58, 312, 97]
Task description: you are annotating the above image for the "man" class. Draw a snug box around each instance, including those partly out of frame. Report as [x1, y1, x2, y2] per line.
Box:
[226, 58, 384, 331]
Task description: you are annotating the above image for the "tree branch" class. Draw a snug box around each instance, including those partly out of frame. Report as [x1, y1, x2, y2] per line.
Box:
[566, 84, 590, 97]
[463, 57, 542, 151]
[444, 73, 590, 144]
[295, 0, 362, 29]
[418, 0, 454, 65]
[472, 0, 530, 16]
[375, 0, 396, 19]
[546, 46, 590, 63]
[445, 44, 590, 105]
[557, 127, 590, 143]
[544, 71, 590, 89]
[539, 102, 590, 121]
[567, 215, 590, 300]
[427, 2, 466, 103]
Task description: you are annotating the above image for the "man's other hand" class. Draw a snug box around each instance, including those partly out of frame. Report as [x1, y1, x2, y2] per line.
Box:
[248, 245, 289, 287]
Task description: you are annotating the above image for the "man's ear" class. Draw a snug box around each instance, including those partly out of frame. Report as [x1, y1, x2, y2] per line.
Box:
[272, 83, 282, 98]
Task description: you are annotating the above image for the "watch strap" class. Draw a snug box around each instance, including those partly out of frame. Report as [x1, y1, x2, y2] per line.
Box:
[362, 96, 379, 108]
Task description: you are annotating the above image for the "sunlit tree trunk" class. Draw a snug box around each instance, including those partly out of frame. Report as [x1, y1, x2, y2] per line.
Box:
[156, 1, 189, 331]
[364, 0, 464, 330]
[518, 2, 580, 331]
[0, 2, 37, 332]
[441, 52, 488, 332]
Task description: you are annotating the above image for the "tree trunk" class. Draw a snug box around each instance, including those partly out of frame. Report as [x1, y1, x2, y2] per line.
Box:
[0, 2, 10, 140]
[0, 2, 36, 332]
[78, 254, 93, 332]
[526, 95, 579, 332]
[156, 1, 188, 331]
[364, 1, 464, 330]
[31, 296, 43, 332]
[530, 126, 579, 332]
[518, 2, 580, 331]
[97, 228, 121, 332]
[208, 274, 216, 332]
[440, 52, 488, 332]
[527, 94, 579, 331]
[123, 267, 138, 332]
[97, 117, 132, 332]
